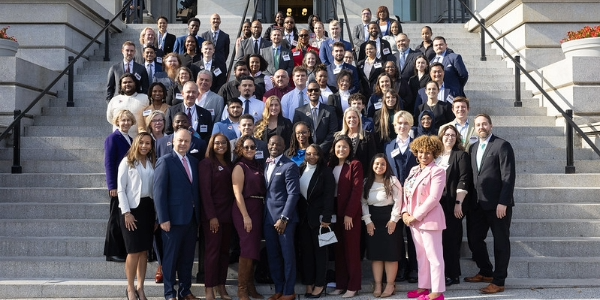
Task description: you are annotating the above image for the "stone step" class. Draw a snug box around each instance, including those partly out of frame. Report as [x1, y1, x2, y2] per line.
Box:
[464, 91, 536, 104]
[42, 106, 106, 116]
[35, 115, 108, 126]
[459, 237, 600, 258]
[0, 237, 102, 257]
[516, 159, 600, 173]
[470, 106, 547, 116]
[0, 219, 105, 237]
[0, 174, 106, 188]
[517, 173, 600, 187]
[0, 188, 106, 203]
[18, 137, 105, 149]
[25, 125, 113, 137]
[0, 148, 104, 161]
[50, 95, 108, 108]
[0, 160, 105, 173]
[511, 219, 600, 237]
[0, 203, 107, 219]
[516, 187, 600, 203]
[514, 203, 600, 219]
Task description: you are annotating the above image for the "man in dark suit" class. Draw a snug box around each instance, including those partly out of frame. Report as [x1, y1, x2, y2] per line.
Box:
[281, 16, 299, 49]
[293, 81, 338, 155]
[260, 28, 294, 77]
[165, 82, 213, 142]
[235, 20, 272, 63]
[413, 62, 456, 116]
[200, 14, 231, 63]
[154, 128, 201, 300]
[193, 41, 227, 94]
[394, 33, 421, 82]
[156, 112, 207, 162]
[141, 46, 163, 86]
[218, 61, 266, 101]
[432, 36, 469, 97]
[173, 18, 205, 54]
[352, 8, 372, 51]
[157, 16, 176, 54]
[320, 20, 353, 66]
[263, 135, 301, 300]
[326, 42, 361, 94]
[106, 41, 149, 101]
[465, 114, 515, 295]
[134, 28, 165, 64]
[357, 22, 393, 62]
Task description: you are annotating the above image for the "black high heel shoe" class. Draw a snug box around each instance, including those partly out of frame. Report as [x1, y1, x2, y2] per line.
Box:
[306, 286, 326, 298]
[126, 288, 139, 300]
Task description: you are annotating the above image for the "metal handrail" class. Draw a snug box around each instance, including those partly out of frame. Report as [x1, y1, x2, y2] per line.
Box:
[0, 0, 133, 173]
[226, 0, 254, 79]
[457, 0, 600, 166]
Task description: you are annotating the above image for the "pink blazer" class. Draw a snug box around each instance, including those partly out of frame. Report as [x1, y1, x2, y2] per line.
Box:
[402, 163, 447, 231]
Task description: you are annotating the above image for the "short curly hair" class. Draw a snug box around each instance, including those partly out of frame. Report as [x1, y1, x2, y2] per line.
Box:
[410, 135, 443, 158]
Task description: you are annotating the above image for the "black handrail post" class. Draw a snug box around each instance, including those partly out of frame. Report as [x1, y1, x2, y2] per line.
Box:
[460, 0, 466, 23]
[565, 109, 576, 174]
[67, 56, 75, 107]
[340, 19, 345, 40]
[480, 18, 487, 61]
[11, 110, 22, 174]
[448, 0, 452, 23]
[104, 19, 110, 61]
[514, 56, 522, 107]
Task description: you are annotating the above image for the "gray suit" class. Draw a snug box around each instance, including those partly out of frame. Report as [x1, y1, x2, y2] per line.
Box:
[198, 91, 225, 123]
[260, 46, 294, 77]
[106, 61, 149, 101]
[235, 37, 272, 62]
[352, 23, 369, 50]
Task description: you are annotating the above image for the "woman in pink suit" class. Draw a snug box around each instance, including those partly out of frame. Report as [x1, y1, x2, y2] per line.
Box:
[402, 135, 447, 300]
[328, 135, 364, 298]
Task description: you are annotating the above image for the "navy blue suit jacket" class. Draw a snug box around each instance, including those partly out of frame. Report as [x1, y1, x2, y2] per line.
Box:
[264, 156, 300, 224]
[385, 138, 418, 185]
[413, 86, 456, 117]
[155, 133, 207, 162]
[326, 63, 361, 94]
[104, 130, 131, 190]
[319, 39, 352, 66]
[440, 52, 469, 97]
[173, 35, 205, 55]
[153, 151, 201, 225]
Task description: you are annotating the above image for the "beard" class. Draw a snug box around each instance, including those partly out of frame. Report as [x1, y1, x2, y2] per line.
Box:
[166, 67, 178, 81]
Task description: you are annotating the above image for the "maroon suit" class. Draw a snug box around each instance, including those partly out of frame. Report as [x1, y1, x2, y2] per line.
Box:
[332, 160, 364, 291]
[199, 158, 234, 288]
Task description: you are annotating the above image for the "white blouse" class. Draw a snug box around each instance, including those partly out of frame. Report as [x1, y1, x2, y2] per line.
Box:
[300, 163, 317, 199]
[361, 177, 402, 224]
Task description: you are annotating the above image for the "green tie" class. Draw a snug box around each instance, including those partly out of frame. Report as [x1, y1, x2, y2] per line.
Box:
[273, 47, 280, 70]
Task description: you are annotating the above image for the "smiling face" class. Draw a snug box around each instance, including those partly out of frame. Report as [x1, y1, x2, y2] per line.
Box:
[273, 70, 289, 88]
[452, 101, 469, 120]
[157, 18, 168, 33]
[120, 77, 136, 96]
[138, 135, 153, 156]
[122, 44, 135, 62]
[143, 29, 156, 46]
[151, 85, 165, 102]
[202, 43, 215, 60]
[269, 98, 281, 117]
[394, 116, 411, 136]
[210, 14, 221, 30]
[239, 118, 255, 137]
[304, 52, 317, 67]
[396, 34, 410, 52]
[185, 36, 197, 53]
[213, 135, 228, 156]
[172, 114, 190, 131]
[295, 124, 310, 147]
[384, 92, 397, 108]
[182, 82, 199, 106]
[299, 29, 310, 44]
[305, 145, 319, 165]
[314, 22, 324, 36]
[442, 127, 458, 149]
[143, 47, 156, 63]
[315, 70, 328, 87]
[196, 73, 212, 92]
[174, 129, 192, 156]
[368, 23, 379, 39]
[378, 75, 391, 91]
[338, 74, 351, 91]
[271, 29, 282, 45]
[117, 115, 133, 133]
[284, 17, 295, 31]
[415, 57, 428, 72]
[249, 56, 261, 74]
[417, 150, 434, 167]
[334, 139, 350, 161]
[475, 115, 493, 140]
[268, 136, 285, 158]
[150, 114, 165, 134]
[241, 138, 257, 159]
[421, 27, 432, 42]
[421, 114, 432, 129]
[372, 157, 387, 176]
[307, 82, 321, 103]
[365, 43, 377, 59]
[345, 110, 360, 131]
[430, 65, 444, 83]
[425, 82, 439, 100]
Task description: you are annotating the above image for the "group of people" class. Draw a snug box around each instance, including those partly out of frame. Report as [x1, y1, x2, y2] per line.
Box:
[103, 6, 516, 300]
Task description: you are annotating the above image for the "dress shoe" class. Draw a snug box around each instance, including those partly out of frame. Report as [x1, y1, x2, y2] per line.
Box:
[267, 293, 282, 300]
[480, 283, 505, 294]
[464, 274, 493, 283]
[380, 283, 395, 298]
[407, 270, 418, 283]
[445, 277, 460, 286]
[407, 289, 429, 299]
[328, 289, 344, 295]
[155, 265, 163, 283]
[217, 285, 232, 300]
[181, 294, 199, 300]
[341, 290, 357, 298]
[278, 294, 296, 300]
[372, 282, 382, 298]
[107, 255, 126, 262]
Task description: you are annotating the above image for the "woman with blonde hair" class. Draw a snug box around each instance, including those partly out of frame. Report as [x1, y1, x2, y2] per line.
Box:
[254, 96, 293, 149]
[117, 132, 156, 300]
[336, 107, 376, 175]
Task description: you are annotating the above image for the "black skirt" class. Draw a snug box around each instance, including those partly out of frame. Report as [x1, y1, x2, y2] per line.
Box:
[120, 197, 156, 254]
[366, 205, 399, 261]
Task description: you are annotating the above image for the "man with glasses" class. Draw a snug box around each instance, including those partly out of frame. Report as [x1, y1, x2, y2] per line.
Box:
[282, 16, 299, 49]
[353, 8, 373, 51]
[229, 114, 268, 167]
[292, 81, 338, 154]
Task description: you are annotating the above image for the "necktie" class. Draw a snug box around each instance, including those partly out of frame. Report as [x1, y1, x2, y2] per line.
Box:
[311, 107, 318, 130]
[400, 52, 406, 71]
[254, 39, 259, 54]
[273, 48, 280, 70]
[213, 31, 217, 42]
[297, 91, 305, 109]
[182, 157, 192, 183]
[125, 62, 130, 73]
[146, 64, 153, 82]
[477, 143, 487, 170]
[187, 107, 192, 123]
[244, 99, 250, 114]
[159, 33, 164, 50]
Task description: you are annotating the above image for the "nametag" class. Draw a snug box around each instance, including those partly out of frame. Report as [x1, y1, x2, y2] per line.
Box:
[176, 93, 183, 100]
[200, 125, 208, 132]
[293, 51, 300, 56]
[446, 95, 455, 104]
[255, 150, 264, 159]
[207, 109, 215, 116]
[310, 33, 316, 39]
[333, 68, 341, 74]
[391, 148, 400, 158]
[134, 73, 141, 81]
[383, 48, 391, 55]
[275, 172, 282, 175]
[374, 62, 382, 69]
[156, 57, 163, 64]
[374, 102, 383, 110]
[469, 136, 478, 145]
[282, 54, 290, 61]
[213, 68, 222, 76]
[142, 109, 152, 117]
[190, 149, 199, 154]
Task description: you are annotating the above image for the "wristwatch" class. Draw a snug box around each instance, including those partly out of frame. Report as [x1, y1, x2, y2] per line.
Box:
[279, 215, 289, 223]
[455, 200, 462, 205]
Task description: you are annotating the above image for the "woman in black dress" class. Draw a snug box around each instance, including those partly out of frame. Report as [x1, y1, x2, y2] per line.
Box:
[362, 154, 402, 298]
[117, 132, 156, 300]
[254, 96, 293, 149]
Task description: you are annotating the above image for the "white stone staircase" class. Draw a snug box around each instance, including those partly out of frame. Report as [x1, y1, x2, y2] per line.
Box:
[0, 23, 599, 298]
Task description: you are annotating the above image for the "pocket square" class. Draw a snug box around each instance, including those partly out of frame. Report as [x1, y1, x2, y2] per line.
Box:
[190, 149, 199, 153]
[275, 172, 282, 175]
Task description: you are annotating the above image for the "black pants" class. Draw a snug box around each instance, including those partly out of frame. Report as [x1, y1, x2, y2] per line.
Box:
[298, 222, 328, 287]
[442, 212, 463, 278]
[103, 196, 126, 257]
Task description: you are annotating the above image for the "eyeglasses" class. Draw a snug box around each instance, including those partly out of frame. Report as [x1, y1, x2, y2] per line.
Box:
[307, 88, 320, 93]
[243, 145, 257, 151]
[296, 131, 309, 136]
[299, 34, 309, 37]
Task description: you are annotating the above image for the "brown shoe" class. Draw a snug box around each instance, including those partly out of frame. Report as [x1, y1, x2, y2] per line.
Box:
[464, 274, 493, 283]
[278, 294, 296, 300]
[155, 265, 163, 283]
[480, 283, 505, 294]
[267, 293, 283, 300]
[182, 294, 199, 300]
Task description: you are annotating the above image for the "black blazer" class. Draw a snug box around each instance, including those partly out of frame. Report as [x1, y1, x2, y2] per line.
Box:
[164, 103, 214, 143]
[356, 58, 385, 96]
[327, 92, 345, 129]
[468, 135, 516, 211]
[159, 32, 176, 54]
[106, 61, 149, 101]
[298, 164, 335, 229]
[440, 150, 472, 214]
[292, 103, 339, 155]
[200, 30, 231, 63]
[193, 59, 228, 93]
[258, 114, 293, 149]
[351, 131, 378, 175]
[357, 38, 393, 62]
[416, 101, 455, 129]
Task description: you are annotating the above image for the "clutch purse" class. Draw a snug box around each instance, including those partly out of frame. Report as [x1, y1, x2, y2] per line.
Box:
[318, 226, 338, 247]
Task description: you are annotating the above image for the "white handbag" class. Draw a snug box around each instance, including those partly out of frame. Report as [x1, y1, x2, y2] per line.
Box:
[317, 226, 338, 247]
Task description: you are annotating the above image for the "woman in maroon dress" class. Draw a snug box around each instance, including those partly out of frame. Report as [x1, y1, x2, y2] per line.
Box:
[232, 136, 267, 300]
[200, 133, 235, 300]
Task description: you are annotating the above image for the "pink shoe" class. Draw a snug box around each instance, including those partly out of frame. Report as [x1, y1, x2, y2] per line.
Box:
[407, 289, 429, 298]
[417, 294, 444, 300]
